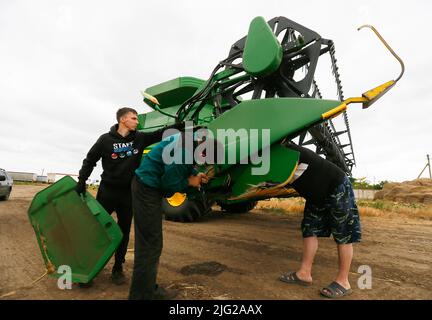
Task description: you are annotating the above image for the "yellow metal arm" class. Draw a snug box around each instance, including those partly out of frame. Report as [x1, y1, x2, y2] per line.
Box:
[358, 25, 405, 82]
[323, 25, 404, 119]
[355, 25, 404, 109]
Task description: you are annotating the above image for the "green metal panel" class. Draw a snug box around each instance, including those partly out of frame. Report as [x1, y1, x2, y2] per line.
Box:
[143, 77, 205, 109]
[229, 144, 299, 199]
[138, 76, 216, 131]
[28, 176, 123, 283]
[138, 103, 215, 131]
[243, 16, 283, 77]
[206, 97, 341, 172]
[138, 105, 179, 131]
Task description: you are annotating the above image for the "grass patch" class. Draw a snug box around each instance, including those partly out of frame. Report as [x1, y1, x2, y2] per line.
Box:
[256, 198, 305, 216]
[256, 198, 432, 220]
[357, 199, 432, 219]
[13, 181, 49, 186]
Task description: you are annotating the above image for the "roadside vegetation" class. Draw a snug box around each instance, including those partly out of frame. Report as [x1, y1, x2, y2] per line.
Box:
[256, 197, 432, 220]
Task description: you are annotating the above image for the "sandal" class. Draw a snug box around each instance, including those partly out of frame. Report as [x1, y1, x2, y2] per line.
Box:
[278, 272, 312, 286]
[320, 282, 353, 298]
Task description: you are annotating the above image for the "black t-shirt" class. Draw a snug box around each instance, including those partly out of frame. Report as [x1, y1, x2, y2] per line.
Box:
[287, 142, 346, 206]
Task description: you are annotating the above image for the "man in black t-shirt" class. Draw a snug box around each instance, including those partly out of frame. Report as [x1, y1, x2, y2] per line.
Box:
[279, 142, 361, 298]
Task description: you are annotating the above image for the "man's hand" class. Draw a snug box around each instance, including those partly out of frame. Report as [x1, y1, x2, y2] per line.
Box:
[197, 172, 209, 184]
[75, 180, 87, 197]
[188, 175, 201, 188]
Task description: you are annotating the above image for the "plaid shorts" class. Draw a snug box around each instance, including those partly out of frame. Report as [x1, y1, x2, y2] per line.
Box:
[301, 175, 361, 244]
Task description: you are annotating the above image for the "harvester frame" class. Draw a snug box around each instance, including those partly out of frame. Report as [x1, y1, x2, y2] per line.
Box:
[138, 16, 403, 222]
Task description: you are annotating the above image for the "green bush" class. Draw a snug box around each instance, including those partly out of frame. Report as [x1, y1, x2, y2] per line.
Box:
[351, 178, 388, 190]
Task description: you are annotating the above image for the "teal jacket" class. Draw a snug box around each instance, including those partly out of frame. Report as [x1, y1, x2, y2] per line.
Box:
[135, 133, 198, 196]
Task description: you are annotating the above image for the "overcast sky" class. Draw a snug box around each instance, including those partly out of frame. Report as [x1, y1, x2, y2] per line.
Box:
[1, 0, 431, 183]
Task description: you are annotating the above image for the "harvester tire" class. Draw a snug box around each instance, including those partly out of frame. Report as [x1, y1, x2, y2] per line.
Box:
[162, 194, 208, 223]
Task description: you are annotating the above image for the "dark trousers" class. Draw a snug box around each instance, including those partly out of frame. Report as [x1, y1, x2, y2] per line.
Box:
[96, 181, 133, 269]
[129, 176, 163, 300]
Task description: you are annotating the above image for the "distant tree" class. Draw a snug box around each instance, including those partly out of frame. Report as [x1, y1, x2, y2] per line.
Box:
[351, 177, 387, 190]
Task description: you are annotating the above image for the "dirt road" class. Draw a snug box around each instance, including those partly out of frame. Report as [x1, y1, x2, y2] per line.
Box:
[1, 185, 431, 300]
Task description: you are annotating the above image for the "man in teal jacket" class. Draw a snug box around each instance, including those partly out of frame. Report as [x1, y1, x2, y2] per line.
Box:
[129, 132, 208, 300]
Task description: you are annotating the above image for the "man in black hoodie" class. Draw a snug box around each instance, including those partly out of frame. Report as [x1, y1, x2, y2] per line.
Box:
[76, 107, 183, 286]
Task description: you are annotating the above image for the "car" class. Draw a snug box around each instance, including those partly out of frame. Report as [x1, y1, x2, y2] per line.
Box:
[0, 168, 13, 201]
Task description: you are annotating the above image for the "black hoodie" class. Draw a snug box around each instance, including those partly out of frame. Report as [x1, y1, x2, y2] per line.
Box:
[78, 123, 182, 187]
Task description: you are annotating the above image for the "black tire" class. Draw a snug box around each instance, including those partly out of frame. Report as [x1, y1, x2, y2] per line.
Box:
[219, 200, 257, 214]
[162, 194, 208, 223]
[0, 187, 11, 201]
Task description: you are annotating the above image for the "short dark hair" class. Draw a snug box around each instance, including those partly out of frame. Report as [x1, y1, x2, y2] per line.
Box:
[116, 107, 138, 123]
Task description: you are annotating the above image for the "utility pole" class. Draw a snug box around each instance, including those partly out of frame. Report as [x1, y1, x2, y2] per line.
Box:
[417, 154, 431, 179]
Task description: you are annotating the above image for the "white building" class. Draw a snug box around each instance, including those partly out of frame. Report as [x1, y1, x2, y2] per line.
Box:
[47, 173, 79, 183]
[36, 175, 48, 183]
[8, 171, 37, 182]
[353, 189, 378, 200]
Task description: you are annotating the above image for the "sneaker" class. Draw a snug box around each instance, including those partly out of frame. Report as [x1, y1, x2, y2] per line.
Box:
[153, 284, 179, 300]
[111, 266, 126, 285]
